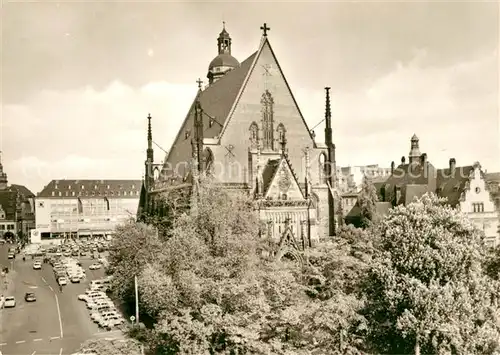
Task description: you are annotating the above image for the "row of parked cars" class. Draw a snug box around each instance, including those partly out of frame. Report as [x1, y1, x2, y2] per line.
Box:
[57, 239, 109, 259]
[77, 277, 125, 330]
[52, 258, 89, 285]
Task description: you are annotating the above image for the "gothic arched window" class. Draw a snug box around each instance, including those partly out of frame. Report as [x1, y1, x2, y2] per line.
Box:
[261, 90, 274, 150]
[319, 152, 327, 183]
[204, 148, 214, 173]
[249, 122, 258, 147]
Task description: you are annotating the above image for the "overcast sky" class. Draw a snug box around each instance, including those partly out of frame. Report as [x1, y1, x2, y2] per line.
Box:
[1, 1, 499, 193]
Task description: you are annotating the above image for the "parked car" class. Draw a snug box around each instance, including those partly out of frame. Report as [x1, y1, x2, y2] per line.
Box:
[89, 263, 101, 270]
[33, 262, 42, 270]
[7, 253, 14, 259]
[70, 275, 80, 283]
[24, 292, 36, 302]
[4, 296, 16, 308]
[58, 277, 68, 286]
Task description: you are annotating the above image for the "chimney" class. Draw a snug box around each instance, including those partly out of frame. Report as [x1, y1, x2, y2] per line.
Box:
[401, 156, 406, 164]
[420, 153, 427, 166]
[449, 158, 456, 174]
[391, 161, 395, 174]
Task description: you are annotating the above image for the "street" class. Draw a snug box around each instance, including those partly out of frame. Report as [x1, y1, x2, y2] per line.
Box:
[0, 243, 116, 355]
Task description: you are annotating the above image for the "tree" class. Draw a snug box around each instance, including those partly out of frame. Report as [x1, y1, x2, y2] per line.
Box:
[107, 221, 163, 308]
[364, 193, 500, 354]
[78, 338, 143, 355]
[357, 175, 379, 228]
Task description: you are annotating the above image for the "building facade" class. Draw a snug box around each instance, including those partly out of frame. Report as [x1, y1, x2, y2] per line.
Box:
[36, 179, 141, 239]
[139, 24, 340, 258]
[365, 135, 500, 246]
[0, 155, 36, 240]
[337, 165, 392, 194]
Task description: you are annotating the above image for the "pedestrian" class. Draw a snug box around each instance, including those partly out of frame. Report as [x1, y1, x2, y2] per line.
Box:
[59, 284, 63, 293]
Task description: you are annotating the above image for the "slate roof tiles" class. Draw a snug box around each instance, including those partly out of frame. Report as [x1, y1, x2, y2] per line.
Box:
[37, 179, 142, 199]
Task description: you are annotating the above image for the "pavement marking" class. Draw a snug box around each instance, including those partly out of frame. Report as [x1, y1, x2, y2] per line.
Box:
[59, 348, 62, 355]
[15, 340, 25, 344]
[48, 285, 54, 291]
[54, 294, 64, 338]
[33, 338, 43, 341]
[50, 336, 60, 340]
[41, 277, 47, 284]
[31, 351, 36, 355]
[0, 343, 6, 346]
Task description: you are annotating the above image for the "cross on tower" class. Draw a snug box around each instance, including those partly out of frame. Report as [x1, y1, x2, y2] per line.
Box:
[260, 23, 270, 36]
[196, 78, 203, 90]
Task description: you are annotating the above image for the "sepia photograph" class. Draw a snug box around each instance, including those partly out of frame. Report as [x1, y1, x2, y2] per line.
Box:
[0, 1, 499, 354]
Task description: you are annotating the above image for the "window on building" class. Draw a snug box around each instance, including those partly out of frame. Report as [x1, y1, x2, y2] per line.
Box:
[94, 185, 97, 190]
[472, 202, 485, 213]
[261, 90, 275, 150]
[81, 185, 85, 189]
[58, 192, 62, 197]
[72, 191, 75, 196]
[132, 184, 135, 189]
[52, 191, 55, 196]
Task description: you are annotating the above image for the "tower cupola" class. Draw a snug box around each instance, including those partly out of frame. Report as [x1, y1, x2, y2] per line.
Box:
[207, 22, 240, 86]
[408, 134, 421, 164]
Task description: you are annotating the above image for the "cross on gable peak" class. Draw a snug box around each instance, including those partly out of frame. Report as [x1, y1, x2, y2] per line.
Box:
[196, 78, 203, 90]
[260, 23, 270, 36]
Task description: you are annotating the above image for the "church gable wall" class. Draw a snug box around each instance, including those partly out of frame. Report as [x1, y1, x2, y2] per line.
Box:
[214, 41, 315, 184]
[265, 160, 303, 200]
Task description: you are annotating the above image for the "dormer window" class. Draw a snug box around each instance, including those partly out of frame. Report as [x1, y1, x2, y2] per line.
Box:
[81, 185, 85, 190]
[185, 130, 191, 139]
[132, 184, 135, 189]
[94, 185, 97, 190]
[209, 118, 214, 128]
[68, 185, 71, 190]
[107, 185, 110, 189]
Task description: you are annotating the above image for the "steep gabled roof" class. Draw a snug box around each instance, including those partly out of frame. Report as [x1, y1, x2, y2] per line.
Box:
[263, 155, 305, 198]
[219, 37, 317, 146]
[162, 35, 318, 180]
[436, 166, 474, 207]
[38, 179, 142, 199]
[10, 184, 35, 198]
[262, 159, 280, 194]
[0, 190, 17, 221]
[162, 52, 257, 178]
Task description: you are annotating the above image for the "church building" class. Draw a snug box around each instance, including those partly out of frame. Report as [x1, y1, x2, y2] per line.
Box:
[138, 23, 340, 255]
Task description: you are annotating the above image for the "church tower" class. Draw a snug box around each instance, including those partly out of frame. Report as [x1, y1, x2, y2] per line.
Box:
[207, 22, 240, 85]
[0, 152, 8, 190]
[324, 88, 336, 237]
[408, 134, 421, 164]
[145, 114, 154, 191]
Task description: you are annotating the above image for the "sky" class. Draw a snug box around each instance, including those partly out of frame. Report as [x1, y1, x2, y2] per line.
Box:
[1, 1, 499, 194]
